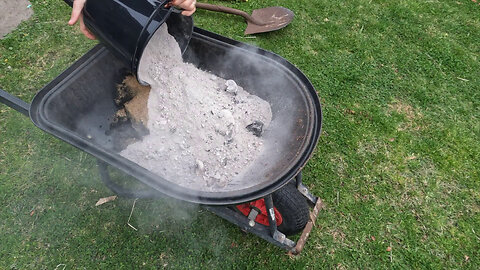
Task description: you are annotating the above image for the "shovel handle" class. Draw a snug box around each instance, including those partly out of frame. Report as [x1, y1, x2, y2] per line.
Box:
[196, 3, 265, 25]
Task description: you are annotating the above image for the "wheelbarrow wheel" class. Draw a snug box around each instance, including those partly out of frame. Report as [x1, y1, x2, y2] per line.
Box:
[273, 182, 310, 236]
[235, 181, 310, 236]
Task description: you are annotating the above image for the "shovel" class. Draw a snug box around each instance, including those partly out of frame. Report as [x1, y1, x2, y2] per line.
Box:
[195, 3, 294, 35]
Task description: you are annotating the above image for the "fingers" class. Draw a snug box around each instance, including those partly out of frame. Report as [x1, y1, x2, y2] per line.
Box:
[170, 0, 182, 6]
[68, 0, 95, 39]
[79, 15, 96, 40]
[169, 0, 196, 16]
[68, 0, 86, 25]
[181, 6, 196, 16]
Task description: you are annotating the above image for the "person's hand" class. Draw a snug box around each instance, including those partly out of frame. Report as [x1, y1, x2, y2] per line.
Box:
[167, 0, 196, 16]
[68, 0, 96, 40]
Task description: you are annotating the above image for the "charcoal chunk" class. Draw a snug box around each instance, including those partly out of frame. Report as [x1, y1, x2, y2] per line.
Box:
[246, 121, 264, 137]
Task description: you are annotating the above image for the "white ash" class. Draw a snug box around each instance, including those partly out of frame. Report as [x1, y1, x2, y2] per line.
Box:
[120, 24, 272, 191]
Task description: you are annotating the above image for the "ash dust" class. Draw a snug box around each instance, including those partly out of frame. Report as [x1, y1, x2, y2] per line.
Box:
[124, 197, 233, 264]
[119, 24, 272, 192]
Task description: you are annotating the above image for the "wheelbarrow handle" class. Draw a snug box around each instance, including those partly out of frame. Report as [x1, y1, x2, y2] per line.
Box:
[196, 3, 265, 26]
[0, 89, 30, 117]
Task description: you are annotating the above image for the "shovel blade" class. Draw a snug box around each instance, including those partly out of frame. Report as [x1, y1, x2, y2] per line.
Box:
[244, 7, 294, 35]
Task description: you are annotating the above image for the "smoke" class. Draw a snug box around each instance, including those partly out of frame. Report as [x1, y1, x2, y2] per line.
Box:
[127, 196, 200, 233]
[23, 13, 318, 260]
[183, 33, 316, 191]
[48, 18, 317, 207]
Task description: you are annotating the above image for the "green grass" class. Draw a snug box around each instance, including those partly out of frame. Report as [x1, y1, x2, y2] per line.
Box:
[1, 0, 479, 268]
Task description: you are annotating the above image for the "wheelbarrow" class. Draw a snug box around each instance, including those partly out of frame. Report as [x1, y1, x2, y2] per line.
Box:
[0, 9, 323, 256]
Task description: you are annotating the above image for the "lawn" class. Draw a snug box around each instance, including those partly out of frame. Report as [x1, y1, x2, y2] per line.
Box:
[1, 0, 479, 268]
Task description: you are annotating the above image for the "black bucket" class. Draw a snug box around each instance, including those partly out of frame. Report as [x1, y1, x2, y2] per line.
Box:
[64, 0, 193, 80]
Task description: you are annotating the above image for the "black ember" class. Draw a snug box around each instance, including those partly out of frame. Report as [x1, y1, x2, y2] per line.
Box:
[246, 121, 264, 137]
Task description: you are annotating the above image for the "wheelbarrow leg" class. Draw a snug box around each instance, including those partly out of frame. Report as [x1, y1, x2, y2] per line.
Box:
[264, 194, 295, 247]
[96, 159, 163, 199]
[295, 171, 318, 206]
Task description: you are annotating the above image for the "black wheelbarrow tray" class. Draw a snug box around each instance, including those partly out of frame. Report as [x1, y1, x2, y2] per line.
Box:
[0, 27, 323, 254]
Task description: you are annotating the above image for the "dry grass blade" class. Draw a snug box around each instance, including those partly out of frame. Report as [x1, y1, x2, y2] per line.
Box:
[127, 198, 139, 231]
[95, 195, 117, 206]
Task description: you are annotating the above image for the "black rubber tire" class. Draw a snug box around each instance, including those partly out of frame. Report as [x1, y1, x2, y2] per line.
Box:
[272, 182, 310, 236]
